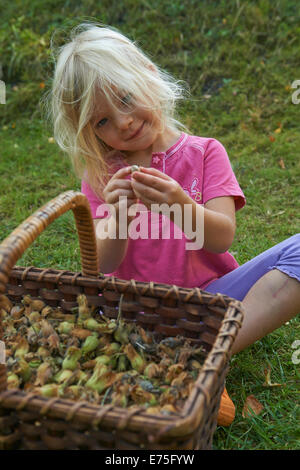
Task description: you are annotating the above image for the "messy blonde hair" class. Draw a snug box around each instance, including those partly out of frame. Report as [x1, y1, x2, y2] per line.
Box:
[50, 22, 187, 198]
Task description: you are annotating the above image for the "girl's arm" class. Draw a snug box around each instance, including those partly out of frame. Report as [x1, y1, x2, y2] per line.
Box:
[93, 166, 137, 273]
[93, 218, 130, 273]
[131, 167, 236, 254]
[182, 194, 236, 253]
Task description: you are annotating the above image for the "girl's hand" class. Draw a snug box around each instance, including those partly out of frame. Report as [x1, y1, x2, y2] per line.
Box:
[130, 167, 185, 210]
[103, 166, 138, 221]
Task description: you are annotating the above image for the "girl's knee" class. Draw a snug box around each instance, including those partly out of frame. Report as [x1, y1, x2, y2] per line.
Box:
[286, 233, 300, 247]
[277, 233, 300, 251]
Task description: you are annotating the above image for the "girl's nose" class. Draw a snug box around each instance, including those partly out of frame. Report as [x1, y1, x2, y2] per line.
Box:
[116, 113, 133, 130]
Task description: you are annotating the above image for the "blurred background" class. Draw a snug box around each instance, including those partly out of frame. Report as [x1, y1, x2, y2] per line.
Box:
[0, 0, 299, 449]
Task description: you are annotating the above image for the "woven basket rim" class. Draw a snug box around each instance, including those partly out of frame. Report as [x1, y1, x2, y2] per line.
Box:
[8, 265, 242, 306]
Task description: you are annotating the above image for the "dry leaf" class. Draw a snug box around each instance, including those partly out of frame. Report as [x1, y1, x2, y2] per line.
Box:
[278, 159, 285, 169]
[274, 127, 281, 134]
[263, 366, 283, 387]
[242, 395, 264, 418]
[269, 136, 275, 142]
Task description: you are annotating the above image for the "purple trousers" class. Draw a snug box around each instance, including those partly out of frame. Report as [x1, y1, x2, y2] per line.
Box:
[205, 234, 300, 301]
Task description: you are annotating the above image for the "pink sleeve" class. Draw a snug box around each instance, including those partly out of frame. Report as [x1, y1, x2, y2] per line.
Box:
[81, 179, 110, 219]
[202, 139, 246, 211]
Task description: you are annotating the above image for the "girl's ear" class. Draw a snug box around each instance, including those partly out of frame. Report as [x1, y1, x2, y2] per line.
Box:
[149, 64, 159, 75]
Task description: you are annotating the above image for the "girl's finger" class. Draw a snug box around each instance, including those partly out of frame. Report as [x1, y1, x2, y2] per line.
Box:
[131, 179, 164, 204]
[135, 166, 172, 181]
[106, 178, 133, 192]
[106, 188, 136, 205]
[110, 166, 132, 181]
[131, 170, 170, 192]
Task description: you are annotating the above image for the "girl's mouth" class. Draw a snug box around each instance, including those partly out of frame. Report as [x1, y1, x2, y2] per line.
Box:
[128, 122, 144, 140]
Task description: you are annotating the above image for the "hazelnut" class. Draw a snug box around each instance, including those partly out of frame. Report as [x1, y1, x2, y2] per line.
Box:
[130, 165, 140, 173]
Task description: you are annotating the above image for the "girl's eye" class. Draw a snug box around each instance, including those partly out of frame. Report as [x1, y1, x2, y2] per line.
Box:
[121, 93, 132, 106]
[97, 118, 108, 128]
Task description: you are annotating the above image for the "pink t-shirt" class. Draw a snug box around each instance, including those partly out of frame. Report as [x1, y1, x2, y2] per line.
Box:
[81, 133, 246, 289]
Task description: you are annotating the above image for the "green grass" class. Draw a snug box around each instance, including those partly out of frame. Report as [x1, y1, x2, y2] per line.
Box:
[0, 0, 299, 450]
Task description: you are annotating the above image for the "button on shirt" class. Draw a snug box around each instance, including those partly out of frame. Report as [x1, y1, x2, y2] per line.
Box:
[81, 133, 246, 289]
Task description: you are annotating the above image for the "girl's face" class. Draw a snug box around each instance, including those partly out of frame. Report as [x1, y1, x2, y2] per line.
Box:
[91, 91, 162, 158]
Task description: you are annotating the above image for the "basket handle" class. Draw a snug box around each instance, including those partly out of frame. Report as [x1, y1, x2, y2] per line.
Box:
[0, 191, 99, 391]
[0, 190, 99, 295]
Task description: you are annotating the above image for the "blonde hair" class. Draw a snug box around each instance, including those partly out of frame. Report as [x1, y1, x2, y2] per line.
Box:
[50, 22, 187, 198]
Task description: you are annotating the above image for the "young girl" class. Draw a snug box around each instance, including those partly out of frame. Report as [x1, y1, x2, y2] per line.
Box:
[51, 23, 300, 425]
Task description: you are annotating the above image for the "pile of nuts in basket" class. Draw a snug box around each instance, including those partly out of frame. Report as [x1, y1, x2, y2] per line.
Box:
[0, 293, 205, 415]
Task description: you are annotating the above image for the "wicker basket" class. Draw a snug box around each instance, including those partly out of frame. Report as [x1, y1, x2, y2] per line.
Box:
[0, 191, 244, 450]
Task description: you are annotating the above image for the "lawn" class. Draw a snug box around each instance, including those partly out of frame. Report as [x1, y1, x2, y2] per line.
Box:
[0, 0, 299, 450]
